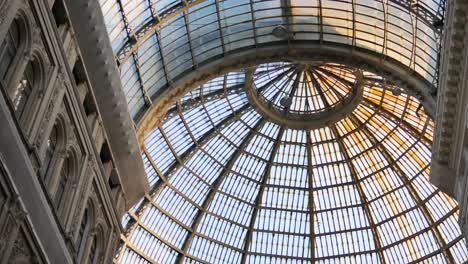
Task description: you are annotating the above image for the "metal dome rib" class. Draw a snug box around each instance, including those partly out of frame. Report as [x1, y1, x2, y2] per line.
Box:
[100, 0, 444, 123]
[114, 68, 467, 263]
[97, 1, 468, 263]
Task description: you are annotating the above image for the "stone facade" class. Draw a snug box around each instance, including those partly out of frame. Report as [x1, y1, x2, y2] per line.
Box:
[431, 0, 468, 246]
[0, 0, 132, 262]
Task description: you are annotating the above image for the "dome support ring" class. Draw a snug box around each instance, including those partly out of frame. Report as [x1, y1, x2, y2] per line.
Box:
[137, 43, 436, 143]
[244, 66, 365, 129]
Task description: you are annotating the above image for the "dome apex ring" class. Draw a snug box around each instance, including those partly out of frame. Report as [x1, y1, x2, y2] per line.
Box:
[245, 62, 365, 129]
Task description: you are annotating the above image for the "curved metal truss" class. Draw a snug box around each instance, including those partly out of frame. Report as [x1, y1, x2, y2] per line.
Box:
[95, 1, 468, 263]
[113, 67, 467, 263]
[100, 0, 446, 124]
[244, 62, 366, 129]
[104, 0, 446, 62]
[133, 45, 438, 143]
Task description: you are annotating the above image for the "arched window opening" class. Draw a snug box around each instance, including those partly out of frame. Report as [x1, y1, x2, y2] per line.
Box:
[77, 209, 87, 248]
[13, 62, 35, 119]
[54, 156, 69, 211]
[52, 0, 68, 27]
[88, 236, 98, 264]
[0, 19, 20, 81]
[40, 124, 58, 180]
[13, 61, 35, 119]
[77, 207, 92, 261]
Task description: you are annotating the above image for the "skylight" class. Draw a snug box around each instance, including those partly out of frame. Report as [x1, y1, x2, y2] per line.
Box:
[97, 1, 467, 263]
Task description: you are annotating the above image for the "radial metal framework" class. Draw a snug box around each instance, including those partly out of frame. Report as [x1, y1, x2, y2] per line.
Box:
[113, 66, 467, 263]
[99, 0, 446, 121]
[252, 62, 359, 115]
[245, 62, 365, 129]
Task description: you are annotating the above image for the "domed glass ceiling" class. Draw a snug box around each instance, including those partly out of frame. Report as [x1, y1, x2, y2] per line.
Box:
[100, 0, 445, 120]
[246, 62, 364, 129]
[253, 62, 359, 114]
[97, 0, 468, 263]
[114, 65, 467, 263]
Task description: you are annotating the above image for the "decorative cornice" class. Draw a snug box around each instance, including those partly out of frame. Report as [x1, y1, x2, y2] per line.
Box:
[65, 0, 149, 208]
[431, 0, 468, 196]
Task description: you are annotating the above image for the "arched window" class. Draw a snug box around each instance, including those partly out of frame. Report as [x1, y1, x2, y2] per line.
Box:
[54, 156, 69, 211]
[0, 19, 20, 81]
[40, 124, 58, 180]
[77, 207, 92, 261]
[13, 61, 35, 119]
[88, 236, 98, 264]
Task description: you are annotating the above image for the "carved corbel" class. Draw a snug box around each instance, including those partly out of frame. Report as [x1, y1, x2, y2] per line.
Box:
[58, 149, 68, 159]
[9, 196, 27, 222]
[89, 227, 98, 238]
[71, 179, 79, 189]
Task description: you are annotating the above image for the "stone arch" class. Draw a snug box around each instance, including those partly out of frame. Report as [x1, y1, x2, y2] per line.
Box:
[88, 223, 106, 264]
[2, 8, 33, 100]
[40, 113, 67, 189]
[51, 144, 79, 220]
[14, 48, 49, 130]
[76, 200, 96, 262]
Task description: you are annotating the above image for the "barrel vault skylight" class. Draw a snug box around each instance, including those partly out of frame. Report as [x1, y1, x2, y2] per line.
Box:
[98, 0, 467, 263]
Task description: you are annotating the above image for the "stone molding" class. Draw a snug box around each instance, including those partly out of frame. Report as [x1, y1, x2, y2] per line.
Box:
[431, 0, 468, 196]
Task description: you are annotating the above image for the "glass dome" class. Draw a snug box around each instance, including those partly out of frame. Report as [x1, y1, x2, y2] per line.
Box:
[99, 0, 444, 120]
[115, 67, 467, 263]
[97, 0, 468, 263]
[252, 62, 360, 115]
[246, 62, 365, 129]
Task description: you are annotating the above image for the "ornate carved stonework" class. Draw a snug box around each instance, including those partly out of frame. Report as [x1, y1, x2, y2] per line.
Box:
[35, 81, 62, 158]
[0, 0, 126, 263]
[9, 198, 27, 221]
[9, 237, 29, 261]
[431, 0, 468, 245]
[0, 213, 16, 252]
[0, 0, 12, 25]
[8, 229, 39, 264]
[432, 0, 468, 176]
[71, 167, 93, 237]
